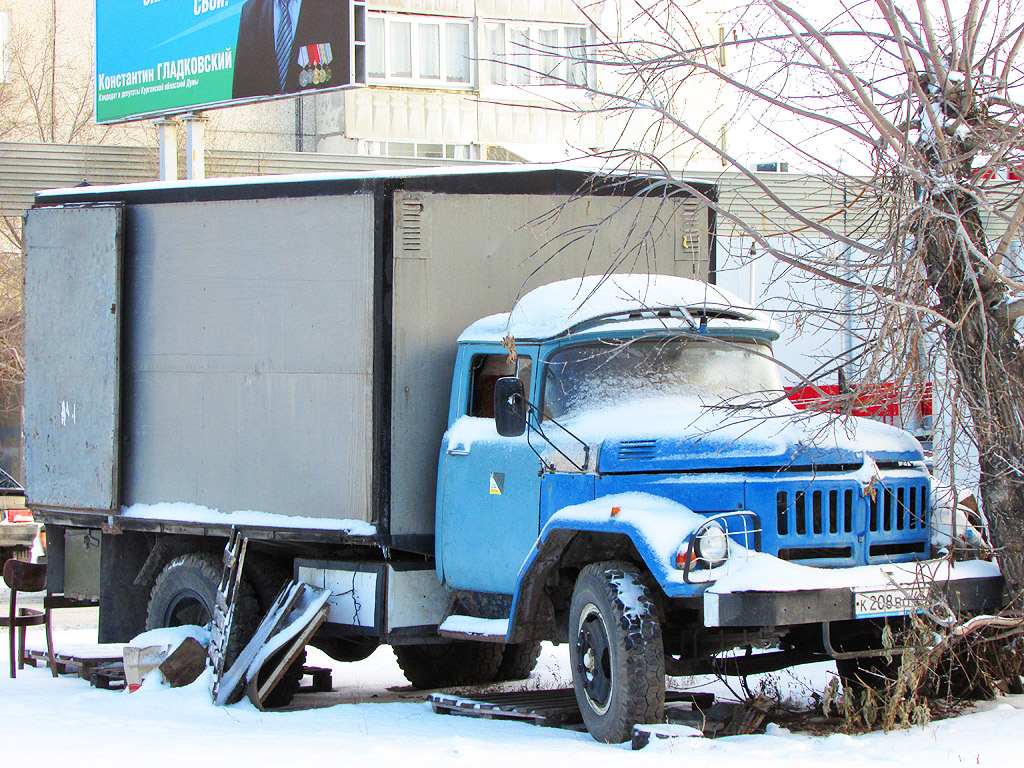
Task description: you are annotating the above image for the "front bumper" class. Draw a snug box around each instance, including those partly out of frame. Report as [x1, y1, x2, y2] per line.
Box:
[702, 560, 1003, 628]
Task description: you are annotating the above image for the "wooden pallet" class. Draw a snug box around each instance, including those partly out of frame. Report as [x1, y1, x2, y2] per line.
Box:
[90, 666, 127, 691]
[429, 688, 716, 730]
[23, 648, 124, 686]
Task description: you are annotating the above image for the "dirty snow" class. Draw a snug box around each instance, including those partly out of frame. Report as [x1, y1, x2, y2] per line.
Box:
[5, 620, 1024, 767]
[121, 502, 376, 537]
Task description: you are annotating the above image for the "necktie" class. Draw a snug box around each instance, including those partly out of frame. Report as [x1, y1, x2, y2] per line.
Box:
[276, 0, 294, 90]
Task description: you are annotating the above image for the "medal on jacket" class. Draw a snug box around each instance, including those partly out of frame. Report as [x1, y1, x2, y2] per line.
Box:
[298, 43, 333, 88]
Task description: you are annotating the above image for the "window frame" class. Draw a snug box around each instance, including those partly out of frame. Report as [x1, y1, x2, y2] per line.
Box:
[482, 21, 594, 91]
[366, 11, 474, 89]
[467, 353, 533, 420]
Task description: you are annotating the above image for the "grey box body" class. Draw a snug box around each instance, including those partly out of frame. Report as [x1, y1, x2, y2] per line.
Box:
[24, 169, 713, 548]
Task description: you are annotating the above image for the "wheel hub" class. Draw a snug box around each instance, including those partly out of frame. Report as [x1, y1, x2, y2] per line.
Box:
[575, 603, 612, 715]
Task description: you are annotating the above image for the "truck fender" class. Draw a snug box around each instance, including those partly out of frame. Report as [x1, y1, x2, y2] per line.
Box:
[507, 493, 710, 642]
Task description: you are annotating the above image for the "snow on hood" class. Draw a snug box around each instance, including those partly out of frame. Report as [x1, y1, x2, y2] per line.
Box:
[565, 398, 925, 469]
[460, 274, 779, 342]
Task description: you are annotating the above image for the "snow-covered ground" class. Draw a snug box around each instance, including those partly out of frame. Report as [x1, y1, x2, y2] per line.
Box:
[3, 621, 1024, 766]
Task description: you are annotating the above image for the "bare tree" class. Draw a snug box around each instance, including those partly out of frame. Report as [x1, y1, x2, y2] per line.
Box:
[547, 0, 1024, 600]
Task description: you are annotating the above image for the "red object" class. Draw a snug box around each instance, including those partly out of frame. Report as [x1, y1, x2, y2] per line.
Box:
[786, 382, 932, 426]
[4, 509, 34, 524]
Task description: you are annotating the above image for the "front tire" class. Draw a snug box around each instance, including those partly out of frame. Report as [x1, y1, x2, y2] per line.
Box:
[569, 561, 665, 743]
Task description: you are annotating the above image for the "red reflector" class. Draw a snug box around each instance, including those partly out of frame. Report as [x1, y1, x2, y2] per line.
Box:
[6, 509, 33, 524]
[610, 506, 621, 516]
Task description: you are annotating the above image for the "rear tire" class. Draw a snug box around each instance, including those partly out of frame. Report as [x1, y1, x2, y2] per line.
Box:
[146, 552, 258, 670]
[494, 642, 542, 682]
[394, 641, 503, 689]
[315, 637, 380, 663]
[244, 553, 305, 708]
[569, 561, 665, 743]
[259, 648, 307, 708]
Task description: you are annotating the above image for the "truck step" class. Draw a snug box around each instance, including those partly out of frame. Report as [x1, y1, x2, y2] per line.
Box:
[429, 688, 716, 731]
[437, 615, 509, 642]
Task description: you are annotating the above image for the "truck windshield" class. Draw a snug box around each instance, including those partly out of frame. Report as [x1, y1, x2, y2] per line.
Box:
[542, 337, 784, 420]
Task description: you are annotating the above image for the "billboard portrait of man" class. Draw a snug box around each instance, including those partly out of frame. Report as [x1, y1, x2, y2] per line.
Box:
[232, 0, 351, 100]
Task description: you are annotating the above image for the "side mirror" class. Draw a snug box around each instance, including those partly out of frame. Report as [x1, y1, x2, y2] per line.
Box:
[494, 377, 527, 437]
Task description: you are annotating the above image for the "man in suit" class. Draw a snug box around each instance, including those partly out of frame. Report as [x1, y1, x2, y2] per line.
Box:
[232, 0, 350, 100]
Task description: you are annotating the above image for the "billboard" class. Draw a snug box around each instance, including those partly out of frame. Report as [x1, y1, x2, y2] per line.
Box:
[95, 0, 365, 124]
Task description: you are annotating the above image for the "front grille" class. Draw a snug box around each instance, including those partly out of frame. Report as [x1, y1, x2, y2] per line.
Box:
[776, 488, 855, 536]
[779, 546, 852, 560]
[868, 484, 928, 532]
[770, 474, 930, 565]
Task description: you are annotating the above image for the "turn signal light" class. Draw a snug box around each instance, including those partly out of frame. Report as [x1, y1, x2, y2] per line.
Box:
[675, 549, 695, 569]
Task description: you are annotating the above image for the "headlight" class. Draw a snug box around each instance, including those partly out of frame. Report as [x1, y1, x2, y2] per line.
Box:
[695, 522, 729, 568]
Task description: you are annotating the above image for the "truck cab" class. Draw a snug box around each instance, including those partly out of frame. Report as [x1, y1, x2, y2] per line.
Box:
[436, 274, 1002, 742]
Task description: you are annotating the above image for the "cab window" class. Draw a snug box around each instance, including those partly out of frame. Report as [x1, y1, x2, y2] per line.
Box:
[468, 354, 532, 418]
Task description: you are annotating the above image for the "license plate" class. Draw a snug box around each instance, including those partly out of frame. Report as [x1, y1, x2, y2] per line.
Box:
[853, 585, 928, 618]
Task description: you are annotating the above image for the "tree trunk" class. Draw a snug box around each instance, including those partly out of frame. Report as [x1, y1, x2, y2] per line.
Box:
[922, 190, 1024, 602]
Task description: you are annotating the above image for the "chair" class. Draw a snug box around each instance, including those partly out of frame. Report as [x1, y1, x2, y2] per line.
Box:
[1, 560, 57, 678]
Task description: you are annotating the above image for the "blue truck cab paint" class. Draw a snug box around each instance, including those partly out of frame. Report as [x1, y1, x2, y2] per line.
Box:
[436, 274, 1002, 741]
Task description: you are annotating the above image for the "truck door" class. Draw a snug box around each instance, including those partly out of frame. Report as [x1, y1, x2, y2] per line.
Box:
[24, 204, 123, 514]
[438, 348, 542, 595]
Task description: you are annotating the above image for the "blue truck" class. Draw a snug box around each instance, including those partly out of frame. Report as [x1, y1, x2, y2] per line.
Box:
[24, 168, 1001, 742]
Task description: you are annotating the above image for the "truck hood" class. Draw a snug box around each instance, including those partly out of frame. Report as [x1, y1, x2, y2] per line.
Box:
[559, 399, 925, 473]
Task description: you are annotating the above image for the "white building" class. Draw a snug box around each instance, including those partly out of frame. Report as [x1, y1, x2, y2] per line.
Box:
[0, 1, 731, 167]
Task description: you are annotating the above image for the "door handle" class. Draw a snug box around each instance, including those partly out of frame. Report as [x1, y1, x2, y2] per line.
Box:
[447, 444, 470, 456]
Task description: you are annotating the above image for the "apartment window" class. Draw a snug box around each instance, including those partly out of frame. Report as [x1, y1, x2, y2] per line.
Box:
[484, 22, 592, 88]
[366, 12, 472, 87]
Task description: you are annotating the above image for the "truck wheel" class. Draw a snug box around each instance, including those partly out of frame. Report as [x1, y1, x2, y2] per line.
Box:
[244, 552, 310, 706]
[836, 655, 898, 697]
[241, 554, 306, 708]
[831, 619, 900, 698]
[569, 561, 665, 743]
[394, 641, 503, 689]
[244, 553, 291, 611]
[146, 552, 258, 669]
[314, 637, 380, 663]
[258, 648, 307, 709]
[494, 642, 542, 682]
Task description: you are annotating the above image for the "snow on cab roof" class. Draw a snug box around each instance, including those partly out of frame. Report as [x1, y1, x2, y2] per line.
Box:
[459, 274, 780, 342]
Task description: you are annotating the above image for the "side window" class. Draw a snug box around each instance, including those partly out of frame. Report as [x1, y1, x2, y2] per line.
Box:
[468, 354, 532, 418]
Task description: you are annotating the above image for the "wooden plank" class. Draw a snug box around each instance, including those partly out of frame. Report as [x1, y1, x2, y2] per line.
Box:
[214, 582, 306, 706]
[428, 689, 717, 730]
